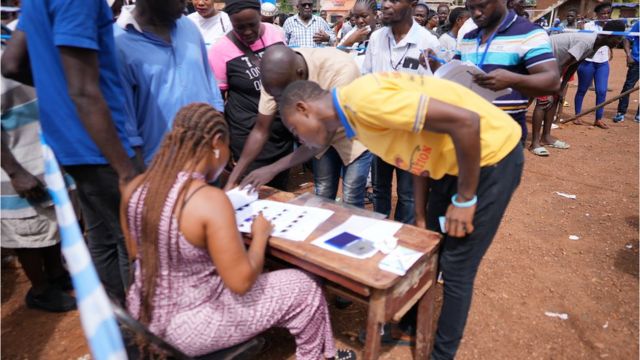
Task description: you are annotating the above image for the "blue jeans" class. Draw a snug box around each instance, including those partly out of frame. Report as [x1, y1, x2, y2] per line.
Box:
[575, 61, 610, 120]
[617, 60, 639, 115]
[312, 148, 372, 208]
[371, 156, 415, 224]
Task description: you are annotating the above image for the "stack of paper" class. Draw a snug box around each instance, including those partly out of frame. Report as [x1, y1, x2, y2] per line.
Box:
[226, 186, 259, 210]
[434, 60, 512, 102]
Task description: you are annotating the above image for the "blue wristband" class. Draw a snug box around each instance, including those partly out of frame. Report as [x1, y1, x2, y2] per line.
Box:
[451, 194, 477, 208]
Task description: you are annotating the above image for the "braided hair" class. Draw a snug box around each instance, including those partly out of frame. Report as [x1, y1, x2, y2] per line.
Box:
[131, 103, 228, 355]
[355, 0, 377, 13]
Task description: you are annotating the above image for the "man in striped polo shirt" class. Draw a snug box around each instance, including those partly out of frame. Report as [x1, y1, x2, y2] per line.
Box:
[454, 0, 560, 144]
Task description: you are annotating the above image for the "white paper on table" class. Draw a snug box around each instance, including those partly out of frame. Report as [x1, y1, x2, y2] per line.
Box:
[433, 60, 512, 102]
[233, 199, 334, 242]
[311, 215, 403, 259]
[225, 187, 258, 210]
[378, 245, 424, 276]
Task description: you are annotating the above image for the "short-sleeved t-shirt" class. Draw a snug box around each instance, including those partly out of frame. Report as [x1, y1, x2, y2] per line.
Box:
[17, 0, 133, 166]
[584, 22, 608, 63]
[258, 47, 368, 165]
[187, 11, 232, 47]
[209, 23, 292, 163]
[115, 7, 225, 165]
[333, 72, 522, 180]
[550, 32, 596, 71]
[456, 11, 556, 116]
[438, 32, 457, 62]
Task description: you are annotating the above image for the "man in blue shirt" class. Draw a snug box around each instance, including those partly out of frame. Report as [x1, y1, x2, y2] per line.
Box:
[114, 0, 225, 165]
[1, 0, 138, 303]
[453, 0, 560, 144]
[613, 21, 639, 123]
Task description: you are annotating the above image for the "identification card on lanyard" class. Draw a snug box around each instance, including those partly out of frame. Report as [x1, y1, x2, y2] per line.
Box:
[475, 15, 510, 70]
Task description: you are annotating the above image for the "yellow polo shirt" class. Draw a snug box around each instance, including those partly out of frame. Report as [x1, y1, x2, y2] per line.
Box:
[333, 72, 522, 180]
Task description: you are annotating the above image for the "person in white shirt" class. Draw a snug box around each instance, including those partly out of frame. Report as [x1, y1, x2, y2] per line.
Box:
[339, 14, 355, 41]
[362, 0, 439, 227]
[187, 0, 232, 48]
[573, 2, 613, 129]
[438, 7, 469, 62]
[456, 17, 477, 44]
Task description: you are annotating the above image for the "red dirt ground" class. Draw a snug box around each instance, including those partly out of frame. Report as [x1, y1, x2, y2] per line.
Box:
[2, 50, 638, 360]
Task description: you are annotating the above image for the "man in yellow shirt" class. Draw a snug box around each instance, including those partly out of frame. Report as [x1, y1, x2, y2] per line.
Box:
[279, 72, 524, 359]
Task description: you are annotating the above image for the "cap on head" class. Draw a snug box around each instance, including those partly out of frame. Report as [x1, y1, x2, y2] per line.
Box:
[261, 2, 279, 17]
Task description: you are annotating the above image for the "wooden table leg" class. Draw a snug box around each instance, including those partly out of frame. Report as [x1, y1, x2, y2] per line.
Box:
[363, 290, 386, 360]
[414, 257, 438, 359]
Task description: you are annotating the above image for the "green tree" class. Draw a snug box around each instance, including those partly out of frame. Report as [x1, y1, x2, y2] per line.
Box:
[278, 0, 295, 15]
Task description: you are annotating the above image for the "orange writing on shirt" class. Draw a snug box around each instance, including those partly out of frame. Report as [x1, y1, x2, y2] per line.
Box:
[395, 144, 432, 177]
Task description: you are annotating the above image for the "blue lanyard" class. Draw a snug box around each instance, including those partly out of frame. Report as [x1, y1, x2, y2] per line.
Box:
[475, 15, 510, 70]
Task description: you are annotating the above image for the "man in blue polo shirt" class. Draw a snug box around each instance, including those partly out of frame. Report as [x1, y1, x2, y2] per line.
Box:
[454, 0, 560, 144]
[114, 0, 225, 165]
[1, 0, 138, 303]
[613, 21, 639, 123]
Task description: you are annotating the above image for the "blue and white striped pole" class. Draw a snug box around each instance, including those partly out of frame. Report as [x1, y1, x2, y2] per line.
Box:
[40, 135, 127, 360]
[545, 27, 640, 36]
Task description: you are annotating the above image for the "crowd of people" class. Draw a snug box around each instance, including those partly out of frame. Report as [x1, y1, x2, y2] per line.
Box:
[0, 0, 638, 359]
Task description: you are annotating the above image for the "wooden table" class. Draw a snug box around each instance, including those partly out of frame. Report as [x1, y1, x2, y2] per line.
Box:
[250, 189, 442, 360]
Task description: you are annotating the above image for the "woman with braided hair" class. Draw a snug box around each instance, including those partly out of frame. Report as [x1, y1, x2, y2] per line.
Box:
[338, 0, 378, 71]
[120, 103, 353, 359]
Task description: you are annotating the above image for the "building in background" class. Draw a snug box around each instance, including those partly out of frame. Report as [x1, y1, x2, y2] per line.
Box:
[531, 0, 637, 26]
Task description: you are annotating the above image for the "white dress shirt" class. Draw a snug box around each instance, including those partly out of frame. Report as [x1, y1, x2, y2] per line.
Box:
[362, 21, 440, 75]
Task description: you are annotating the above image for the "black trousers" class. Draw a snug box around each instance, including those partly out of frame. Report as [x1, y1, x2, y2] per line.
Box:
[402, 144, 524, 360]
[64, 164, 129, 303]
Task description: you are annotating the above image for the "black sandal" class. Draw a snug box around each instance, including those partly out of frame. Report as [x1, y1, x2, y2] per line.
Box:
[335, 348, 356, 360]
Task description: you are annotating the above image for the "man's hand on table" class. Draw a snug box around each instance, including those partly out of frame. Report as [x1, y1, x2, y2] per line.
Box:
[240, 166, 278, 191]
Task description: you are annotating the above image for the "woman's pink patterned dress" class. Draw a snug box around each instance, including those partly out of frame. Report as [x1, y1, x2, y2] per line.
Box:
[126, 172, 336, 358]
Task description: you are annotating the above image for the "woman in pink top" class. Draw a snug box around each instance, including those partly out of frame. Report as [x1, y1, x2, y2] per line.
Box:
[208, 0, 293, 191]
[121, 103, 355, 359]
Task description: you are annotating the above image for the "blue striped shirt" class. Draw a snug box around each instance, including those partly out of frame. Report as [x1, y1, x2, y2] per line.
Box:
[455, 11, 556, 114]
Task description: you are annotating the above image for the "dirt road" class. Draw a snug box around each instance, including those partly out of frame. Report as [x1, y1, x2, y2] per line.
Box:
[2, 49, 638, 360]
